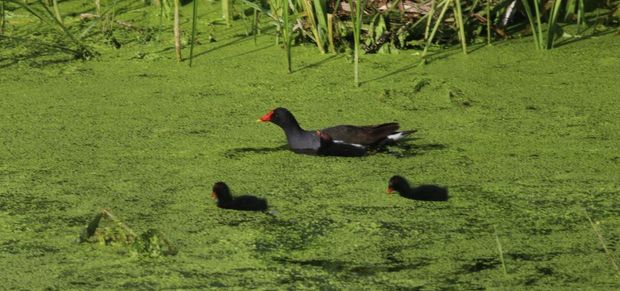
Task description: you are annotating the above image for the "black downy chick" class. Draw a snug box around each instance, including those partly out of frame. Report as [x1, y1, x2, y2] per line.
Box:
[211, 182, 268, 211]
[387, 175, 448, 201]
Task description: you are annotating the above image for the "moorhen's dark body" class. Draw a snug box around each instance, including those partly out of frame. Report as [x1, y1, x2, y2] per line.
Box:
[211, 182, 268, 211]
[387, 175, 449, 201]
[258, 108, 415, 155]
[316, 130, 368, 157]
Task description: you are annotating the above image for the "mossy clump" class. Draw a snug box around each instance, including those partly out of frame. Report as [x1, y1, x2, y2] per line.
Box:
[131, 228, 178, 257]
[79, 209, 137, 246]
[80, 209, 177, 257]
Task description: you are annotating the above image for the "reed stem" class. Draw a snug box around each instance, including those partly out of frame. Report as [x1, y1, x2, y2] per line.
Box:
[453, 0, 467, 54]
[283, 0, 291, 72]
[585, 209, 620, 276]
[189, 0, 198, 67]
[424, 0, 435, 40]
[352, 0, 365, 87]
[577, 0, 584, 34]
[486, 0, 491, 45]
[327, 13, 335, 53]
[493, 225, 508, 276]
[252, 9, 258, 44]
[533, 0, 543, 49]
[52, 0, 61, 23]
[520, 0, 540, 50]
[546, 0, 562, 49]
[223, 0, 232, 27]
[174, 0, 182, 62]
[0, 0, 5, 35]
[421, 0, 450, 60]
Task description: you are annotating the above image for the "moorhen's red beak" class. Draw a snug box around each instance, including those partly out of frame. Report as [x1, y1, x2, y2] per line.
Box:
[387, 187, 393, 194]
[257, 110, 274, 123]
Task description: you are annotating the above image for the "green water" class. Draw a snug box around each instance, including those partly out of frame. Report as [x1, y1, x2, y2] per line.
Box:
[1, 4, 620, 289]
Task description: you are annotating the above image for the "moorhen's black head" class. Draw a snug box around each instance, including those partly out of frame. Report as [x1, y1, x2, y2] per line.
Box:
[258, 107, 300, 129]
[387, 175, 410, 194]
[212, 182, 233, 204]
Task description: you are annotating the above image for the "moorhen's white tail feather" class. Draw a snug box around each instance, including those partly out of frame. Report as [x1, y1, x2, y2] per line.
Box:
[332, 139, 365, 148]
[386, 129, 417, 141]
[317, 131, 368, 157]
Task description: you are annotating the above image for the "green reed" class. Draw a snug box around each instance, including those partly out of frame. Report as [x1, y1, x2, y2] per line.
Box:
[486, 0, 491, 45]
[11, 0, 95, 59]
[351, 0, 364, 86]
[1, 0, 5, 35]
[173, 0, 181, 62]
[493, 225, 508, 276]
[51, 0, 61, 23]
[299, 0, 327, 53]
[577, 0, 585, 33]
[283, 0, 292, 72]
[424, 0, 435, 40]
[546, 0, 562, 49]
[421, 0, 450, 59]
[585, 209, 620, 276]
[189, 0, 198, 67]
[520, 0, 542, 49]
[453, 0, 467, 54]
[222, 0, 232, 27]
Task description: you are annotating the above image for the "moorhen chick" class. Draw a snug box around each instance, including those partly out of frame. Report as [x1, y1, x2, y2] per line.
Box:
[211, 182, 268, 211]
[258, 108, 415, 154]
[387, 175, 448, 201]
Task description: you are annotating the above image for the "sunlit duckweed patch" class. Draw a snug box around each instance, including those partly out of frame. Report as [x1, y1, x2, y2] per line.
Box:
[1, 9, 619, 289]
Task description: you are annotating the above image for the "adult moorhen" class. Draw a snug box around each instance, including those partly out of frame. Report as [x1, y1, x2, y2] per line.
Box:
[387, 175, 449, 201]
[211, 182, 268, 211]
[258, 108, 416, 153]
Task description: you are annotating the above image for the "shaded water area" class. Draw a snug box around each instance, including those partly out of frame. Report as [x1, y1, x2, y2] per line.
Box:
[1, 8, 620, 289]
